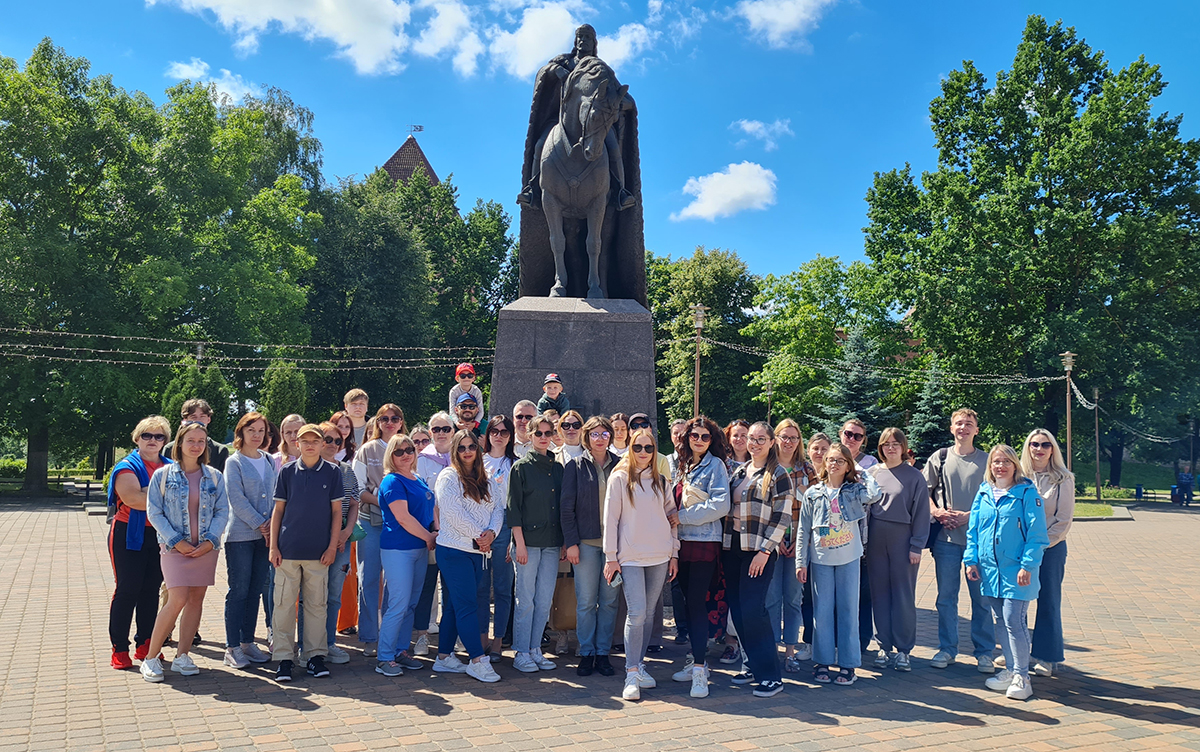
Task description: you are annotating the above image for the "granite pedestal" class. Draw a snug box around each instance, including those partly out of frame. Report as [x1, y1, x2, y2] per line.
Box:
[490, 297, 656, 427]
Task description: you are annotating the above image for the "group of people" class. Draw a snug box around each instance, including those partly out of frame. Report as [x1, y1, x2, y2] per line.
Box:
[107, 369, 1074, 703]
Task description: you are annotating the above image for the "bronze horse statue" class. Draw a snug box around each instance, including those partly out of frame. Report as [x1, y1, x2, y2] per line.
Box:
[536, 57, 628, 298]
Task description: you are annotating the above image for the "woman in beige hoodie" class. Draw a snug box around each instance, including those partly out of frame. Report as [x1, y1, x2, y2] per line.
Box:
[603, 428, 679, 701]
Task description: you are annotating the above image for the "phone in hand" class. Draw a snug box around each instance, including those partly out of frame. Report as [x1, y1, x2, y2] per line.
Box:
[608, 570, 623, 589]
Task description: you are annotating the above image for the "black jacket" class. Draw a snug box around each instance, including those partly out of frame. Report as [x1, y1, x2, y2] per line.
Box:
[560, 449, 620, 547]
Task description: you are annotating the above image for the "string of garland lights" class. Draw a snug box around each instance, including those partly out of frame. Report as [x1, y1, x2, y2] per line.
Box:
[0, 348, 493, 373]
[1069, 378, 1185, 445]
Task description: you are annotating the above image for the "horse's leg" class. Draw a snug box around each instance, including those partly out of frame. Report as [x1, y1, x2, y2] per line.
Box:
[542, 193, 569, 297]
[585, 195, 606, 299]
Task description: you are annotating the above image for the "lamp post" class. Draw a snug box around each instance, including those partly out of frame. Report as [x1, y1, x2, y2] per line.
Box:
[691, 304, 709, 419]
[1060, 351, 1076, 470]
[765, 380, 774, 425]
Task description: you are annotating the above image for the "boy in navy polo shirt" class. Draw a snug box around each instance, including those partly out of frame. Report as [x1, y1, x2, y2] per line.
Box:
[269, 424, 345, 683]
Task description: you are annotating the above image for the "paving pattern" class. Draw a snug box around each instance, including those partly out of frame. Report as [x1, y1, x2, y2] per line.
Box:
[1, 498, 1198, 752]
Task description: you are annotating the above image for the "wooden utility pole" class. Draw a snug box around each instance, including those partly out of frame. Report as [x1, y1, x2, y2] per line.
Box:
[1060, 352, 1076, 470]
[1094, 387, 1102, 503]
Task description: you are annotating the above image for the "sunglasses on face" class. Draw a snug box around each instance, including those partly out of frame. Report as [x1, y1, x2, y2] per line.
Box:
[139, 433, 167, 442]
[514, 414, 534, 421]
[430, 425, 453, 434]
[631, 443, 655, 454]
[413, 438, 431, 447]
[589, 430, 611, 441]
[842, 430, 865, 441]
[1029, 441, 1053, 449]
[457, 444, 478, 454]
[378, 415, 403, 424]
[489, 428, 511, 437]
[560, 420, 583, 430]
[392, 446, 417, 457]
[630, 420, 651, 430]
[323, 436, 343, 446]
[532, 429, 554, 438]
[690, 432, 711, 442]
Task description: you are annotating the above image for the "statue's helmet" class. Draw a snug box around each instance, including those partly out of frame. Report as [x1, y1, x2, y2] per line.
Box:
[573, 24, 598, 57]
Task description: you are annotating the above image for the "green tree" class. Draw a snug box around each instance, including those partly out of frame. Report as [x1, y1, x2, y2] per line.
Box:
[258, 360, 308, 426]
[864, 16, 1200, 484]
[161, 358, 234, 440]
[648, 247, 760, 426]
[808, 326, 901, 446]
[906, 359, 952, 461]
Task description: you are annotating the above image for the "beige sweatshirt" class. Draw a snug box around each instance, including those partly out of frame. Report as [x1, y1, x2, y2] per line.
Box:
[602, 467, 680, 567]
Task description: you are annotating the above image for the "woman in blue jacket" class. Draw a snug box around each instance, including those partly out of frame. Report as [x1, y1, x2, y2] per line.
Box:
[965, 444, 1049, 701]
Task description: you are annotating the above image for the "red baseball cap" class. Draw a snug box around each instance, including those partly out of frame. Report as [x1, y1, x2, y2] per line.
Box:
[456, 363, 475, 377]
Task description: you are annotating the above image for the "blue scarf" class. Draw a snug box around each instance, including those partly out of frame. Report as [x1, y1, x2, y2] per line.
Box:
[108, 451, 172, 549]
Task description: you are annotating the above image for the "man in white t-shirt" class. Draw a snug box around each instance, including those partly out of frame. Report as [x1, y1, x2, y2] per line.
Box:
[512, 401, 536, 458]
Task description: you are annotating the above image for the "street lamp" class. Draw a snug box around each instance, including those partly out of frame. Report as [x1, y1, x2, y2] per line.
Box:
[691, 303, 709, 418]
[1060, 351, 1076, 470]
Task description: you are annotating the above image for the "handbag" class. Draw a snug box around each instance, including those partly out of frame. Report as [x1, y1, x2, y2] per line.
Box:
[681, 480, 710, 509]
[549, 570, 577, 631]
[349, 522, 367, 543]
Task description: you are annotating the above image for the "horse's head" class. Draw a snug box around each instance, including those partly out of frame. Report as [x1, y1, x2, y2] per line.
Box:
[563, 58, 628, 161]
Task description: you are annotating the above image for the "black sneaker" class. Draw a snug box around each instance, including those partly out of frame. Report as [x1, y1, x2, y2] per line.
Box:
[753, 680, 784, 697]
[276, 660, 293, 683]
[576, 655, 595, 677]
[307, 655, 330, 678]
[193, 631, 202, 647]
[594, 655, 615, 676]
[674, 632, 689, 645]
[647, 644, 664, 654]
[732, 671, 756, 685]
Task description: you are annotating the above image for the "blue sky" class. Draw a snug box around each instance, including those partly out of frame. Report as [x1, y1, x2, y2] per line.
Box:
[4, 1, 1199, 278]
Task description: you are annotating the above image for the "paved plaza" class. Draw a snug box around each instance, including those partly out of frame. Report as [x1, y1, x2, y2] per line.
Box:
[1, 498, 1198, 752]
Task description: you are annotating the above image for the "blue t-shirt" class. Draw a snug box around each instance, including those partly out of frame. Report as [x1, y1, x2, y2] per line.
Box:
[380, 472, 436, 550]
[273, 458, 344, 561]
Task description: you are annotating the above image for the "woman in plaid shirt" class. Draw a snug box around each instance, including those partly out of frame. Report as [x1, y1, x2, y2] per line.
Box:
[722, 421, 793, 698]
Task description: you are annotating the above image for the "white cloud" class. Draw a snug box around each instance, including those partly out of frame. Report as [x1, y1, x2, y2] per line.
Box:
[734, 0, 837, 49]
[487, 2, 581, 79]
[670, 161, 777, 221]
[164, 57, 257, 102]
[412, 0, 484, 75]
[598, 23, 656, 72]
[731, 118, 793, 151]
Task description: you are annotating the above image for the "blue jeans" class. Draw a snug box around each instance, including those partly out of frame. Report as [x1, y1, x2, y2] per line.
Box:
[574, 543, 619, 656]
[224, 538, 270, 647]
[621, 562, 668, 670]
[812, 559, 861, 669]
[765, 553, 803, 646]
[513, 546, 560, 655]
[378, 548, 429, 661]
[414, 563, 439, 631]
[723, 543, 781, 683]
[478, 526, 514, 642]
[987, 597, 1031, 678]
[357, 522, 386, 644]
[297, 545, 352, 648]
[932, 538, 994, 658]
[436, 545, 487, 660]
[1032, 541, 1066, 663]
[263, 564, 275, 631]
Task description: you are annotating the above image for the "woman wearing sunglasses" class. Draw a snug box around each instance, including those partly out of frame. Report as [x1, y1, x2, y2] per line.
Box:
[329, 411, 357, 463]
[430, 430, 504, 682]
[554, 409, 587, 466]
[1019, 430, 1074, 678]
[508, 413, 565, 673]
[481, 415, 519, 661]
[666, 416, 730, 698]
[375, 434, 437, 677]
[411, 412, 456, 656]
[352, 404, 406, 657]
[562, 416, 621, 678]
[603, 428, 679, 701]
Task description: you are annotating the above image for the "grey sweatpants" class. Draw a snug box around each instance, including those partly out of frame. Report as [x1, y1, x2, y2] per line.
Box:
[865, 518, 920, 653]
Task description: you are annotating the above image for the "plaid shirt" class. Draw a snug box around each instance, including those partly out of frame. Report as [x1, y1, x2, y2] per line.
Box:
[723, 462, 792, 553]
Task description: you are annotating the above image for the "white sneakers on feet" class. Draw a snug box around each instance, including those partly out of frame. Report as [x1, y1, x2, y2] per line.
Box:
[873, 649, 891, 668]
[985, 669, 1014, 691]
[977, 655, 996, 674]
[672, 654, 696, 682]
[413, 634, 430, 656]
[432, 654, 469, 673]
[794, 643, 813, 661]
[690, 665, 709, 698]
[622, 672, 641, 701]
[141, 657, 165, 682]
[467, 659, 502, 683]
[930, 650, 955, 669]
[636, 665, 656, 688]
[512, 653, 540, 673]
[533, 654, 557, 670]
[1032, 660, 1054, 677]
[224, 647, 250, 669]
[1007, 673, 1033, 700]
[241, 643, 271, 663]
[326, 645, 351, 664]
[170, 654, 199, 675]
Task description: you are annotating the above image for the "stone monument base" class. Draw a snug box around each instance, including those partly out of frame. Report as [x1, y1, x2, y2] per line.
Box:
[489, 297, 656, 427]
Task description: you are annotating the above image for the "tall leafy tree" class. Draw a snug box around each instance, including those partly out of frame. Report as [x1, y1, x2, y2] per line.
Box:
[864, 16, 1200, 483]
[258, 360, 308, 426]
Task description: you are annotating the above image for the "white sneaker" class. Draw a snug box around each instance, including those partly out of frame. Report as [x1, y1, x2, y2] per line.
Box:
[223, 647, 250, 669]
[170, 654, 199, 676]
[427, 621, 439, 635]
[622, 672, 641, 701]
[241, 643, 270, 663]
[1006, 673, 1033, 700]
[985, 668, 1014, 692]
[1032, 660, 1054, 677]
[794, 643, 812, 661]
[455, 638, 465, 653]
[432, 654, 469, 673]
[977, 655, 996, 674]
[326, 645, 351, 664]
[690, 665, 709, 698]
[994, 654, 1007, 668]
[413, 634, 430, 656]
[467, 659, 502, 683]
[533, 654, 558, 671]
[636, 664, 656, 688]
[873, 649, 891, 668]
[930, 650, 955, 669]
[513, 653, 540, 673]
[141, 657, 165, 682]
[672, 654, 696, 682]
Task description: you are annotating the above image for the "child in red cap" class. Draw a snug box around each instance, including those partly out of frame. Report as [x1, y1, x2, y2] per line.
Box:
[450, 363, 486, 416]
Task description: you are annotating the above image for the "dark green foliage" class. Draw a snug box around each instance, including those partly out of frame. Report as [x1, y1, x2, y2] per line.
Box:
[258, 361, 308, 426]
[161, 358, 233, 439]
[906, 359, 953, 461]
[807, 326, 901, 447]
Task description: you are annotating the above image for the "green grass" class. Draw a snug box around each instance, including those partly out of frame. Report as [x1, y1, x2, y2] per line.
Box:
[1073, 502, 1113, 518]
[1069, 458, 1175, 492]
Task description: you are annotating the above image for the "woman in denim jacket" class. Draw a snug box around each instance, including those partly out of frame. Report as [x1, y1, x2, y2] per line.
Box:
[965, 444, 1049, 701]
[798, 442, 881, 686]
[140, 421, 230, 682]
[667, 416, 731, 698]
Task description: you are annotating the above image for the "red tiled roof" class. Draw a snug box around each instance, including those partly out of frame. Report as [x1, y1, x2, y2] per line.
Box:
[382, 135, 440, 185]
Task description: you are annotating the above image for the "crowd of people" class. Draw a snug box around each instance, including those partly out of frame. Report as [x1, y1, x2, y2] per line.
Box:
[107, 368, 1074, 702]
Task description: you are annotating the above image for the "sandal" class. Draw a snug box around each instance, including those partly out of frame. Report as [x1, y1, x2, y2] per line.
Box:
[784, 655, 802, 673]
[813, 665, 832, 684]
[834, 668, 857, 686]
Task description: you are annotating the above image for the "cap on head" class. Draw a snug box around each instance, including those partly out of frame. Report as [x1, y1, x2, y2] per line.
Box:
[456, 393, 479, 406]
[544, 373, 561, 385]
[456, 363, 475, 377]
[629, 412, 650, 423]
[296, 424, 325, 440]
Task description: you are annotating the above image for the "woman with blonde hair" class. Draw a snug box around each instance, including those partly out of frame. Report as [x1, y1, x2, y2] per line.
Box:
[603, 427, 679, 700]
[554, 409, 586, 465]
[1019, 430, 1074, 677]
[767, 418, 811, 673]
[965, 445, 1049, 701]
[273, 414, 306, 470]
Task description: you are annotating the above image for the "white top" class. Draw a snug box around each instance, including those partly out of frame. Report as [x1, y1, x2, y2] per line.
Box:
[482, 454, 514, 511]
[434, 467, 506, 555]
[555, 443, 585, 466]
[251, 453, 273, 483]
[513, 439, 531, 458]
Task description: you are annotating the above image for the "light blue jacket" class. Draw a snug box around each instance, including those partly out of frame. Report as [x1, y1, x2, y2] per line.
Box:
[147, 464, 230, 551]
[223, 449, 279, 543]
[674, 452, 731, 543]
[963, 479, 1050, 601]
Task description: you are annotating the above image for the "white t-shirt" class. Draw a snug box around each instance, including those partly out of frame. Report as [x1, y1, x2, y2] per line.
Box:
[251, 453, 273, 482]
[482, 453, 514, 510]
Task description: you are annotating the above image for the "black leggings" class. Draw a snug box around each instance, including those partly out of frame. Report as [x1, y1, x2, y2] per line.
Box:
[677, 557, 719, 665]
[108, 520, 163, 651]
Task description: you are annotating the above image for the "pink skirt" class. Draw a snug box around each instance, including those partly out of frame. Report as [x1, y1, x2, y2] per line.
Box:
[160, 546, 218, 588]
